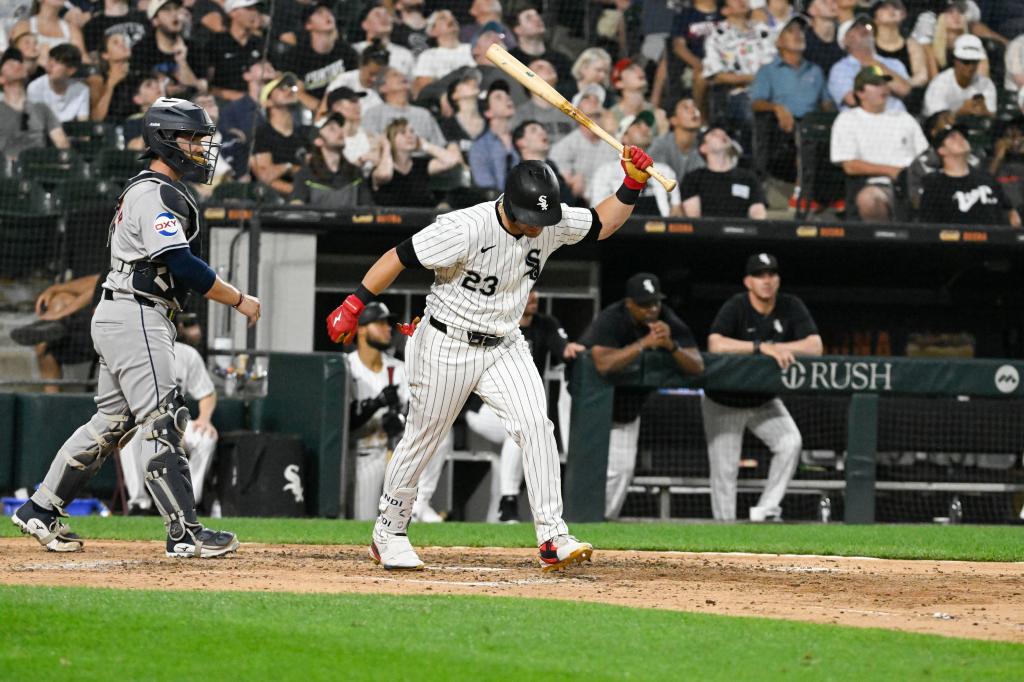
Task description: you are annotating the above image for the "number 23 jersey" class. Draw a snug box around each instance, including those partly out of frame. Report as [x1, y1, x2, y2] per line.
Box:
[410, 200, 597, 337]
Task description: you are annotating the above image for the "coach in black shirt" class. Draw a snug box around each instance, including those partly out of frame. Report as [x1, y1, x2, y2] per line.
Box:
[680, 127, 767, 219]
[583, 272, 703, 519]
[919, 124, 1021, 227]
[703, 253, 822, 522]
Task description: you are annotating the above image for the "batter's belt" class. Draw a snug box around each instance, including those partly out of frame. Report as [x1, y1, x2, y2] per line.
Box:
[428, 317, 504, 348]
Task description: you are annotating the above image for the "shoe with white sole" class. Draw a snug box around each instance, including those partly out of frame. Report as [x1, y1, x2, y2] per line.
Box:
[165, 524, 239, 558]
[369, 530, 424, 570]
[11, 501, 83, 552]
[412, 501, 444, 523]
[539, 535, 593, 572]
[749, 505, 783, 523]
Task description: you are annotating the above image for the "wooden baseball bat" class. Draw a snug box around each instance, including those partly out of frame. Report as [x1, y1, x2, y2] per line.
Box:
[485, 43, 676, 193]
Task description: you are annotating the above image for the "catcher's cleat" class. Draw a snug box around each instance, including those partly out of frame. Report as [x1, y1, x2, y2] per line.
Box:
[11, 501, 84, 552]
[369, 532, 424, 570]
[539, 535, 593, 572]
[165, 525, 239, 558]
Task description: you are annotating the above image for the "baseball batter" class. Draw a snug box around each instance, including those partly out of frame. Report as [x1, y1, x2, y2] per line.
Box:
[328, 150, 655, 570]
[120, 325, 219, 513]
[704, 253, 822, 522]
[11, 98, 261, 557]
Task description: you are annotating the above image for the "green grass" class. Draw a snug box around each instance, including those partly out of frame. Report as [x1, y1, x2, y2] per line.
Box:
[3, 516, 1022, 561]
[0, 586, 1019, 681]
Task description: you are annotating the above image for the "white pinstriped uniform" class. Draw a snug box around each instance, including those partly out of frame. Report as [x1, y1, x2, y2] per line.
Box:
[382, 200, 595, 544]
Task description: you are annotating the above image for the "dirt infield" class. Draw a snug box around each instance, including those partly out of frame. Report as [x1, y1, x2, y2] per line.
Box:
[2, 539, 1022, 643]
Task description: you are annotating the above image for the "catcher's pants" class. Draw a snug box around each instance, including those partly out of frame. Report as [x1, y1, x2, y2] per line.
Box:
[604, 417, 641, 519]
[381, 321, 569, 545]
[121, 420, 218, 507]
[701, 396, 802, 521]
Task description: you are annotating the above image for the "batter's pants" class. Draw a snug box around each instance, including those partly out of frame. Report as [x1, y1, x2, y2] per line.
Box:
[701, 396, 802, 521]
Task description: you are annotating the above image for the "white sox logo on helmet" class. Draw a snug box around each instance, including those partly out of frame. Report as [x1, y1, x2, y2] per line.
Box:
[537, 195, 548, 211]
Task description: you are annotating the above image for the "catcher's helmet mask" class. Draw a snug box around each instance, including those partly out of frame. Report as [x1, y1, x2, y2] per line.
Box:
[503, 160, 561, 227]
[141, 97, 221, 184]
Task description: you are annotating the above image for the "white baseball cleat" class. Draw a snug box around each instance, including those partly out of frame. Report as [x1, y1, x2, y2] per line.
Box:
[749, 505, 783, 523]
[11, 502, 83, 552]
[412, 501, 444, 523]
[369, 531, 425, 570]
[539, 535, 593, 572]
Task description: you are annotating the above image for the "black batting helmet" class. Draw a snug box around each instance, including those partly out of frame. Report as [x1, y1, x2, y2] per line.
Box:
[504, 160, 561, 226]
[141, 98, 220, 184]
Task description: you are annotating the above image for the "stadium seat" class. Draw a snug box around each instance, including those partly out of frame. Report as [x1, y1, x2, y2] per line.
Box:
[53, 178, 122, 210]
[0, 178, 56, 214]
[794, 111, 841, 218]
[16, 148, 88, 185]
[211, 181, 285, 205]
[93, 148, 146, 185]
[62, 121, 121, 161]
[0, 178, 61, 278]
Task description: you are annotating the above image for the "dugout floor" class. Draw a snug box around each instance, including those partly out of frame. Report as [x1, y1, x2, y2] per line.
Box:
[1, 539, 1021, 643]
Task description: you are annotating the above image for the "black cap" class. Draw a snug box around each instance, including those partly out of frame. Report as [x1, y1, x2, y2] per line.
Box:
[301, 1, 333, 25]
[358, 302, 398, 326]
[327, 85, 367, 107]
[625, 272, 666, 305]
[0, 47, 23, 68]
[928, 122, 969, 149]
[746, 253, 780, 275]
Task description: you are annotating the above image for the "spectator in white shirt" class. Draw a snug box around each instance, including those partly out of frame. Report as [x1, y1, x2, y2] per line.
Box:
[362, 67, 449, 149]
[830, 65, 928, 221]
[323, 39, 390, 117]
[27, 42, 89, 122]
[549, 86, 617, 203]
[589, 112, 681, 216]
[1006, 33, 1024, 96]
[922, 34, 996, 118]
[411, 10, 474, 98]
[355, 5, 415, 78]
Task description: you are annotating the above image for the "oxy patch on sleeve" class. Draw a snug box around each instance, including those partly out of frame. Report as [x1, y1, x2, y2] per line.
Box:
[153, 210, 180, 237]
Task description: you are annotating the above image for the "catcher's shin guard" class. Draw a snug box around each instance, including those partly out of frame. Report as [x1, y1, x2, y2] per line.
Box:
[138, 391, 200, 537]
[33, 407, 134, 514]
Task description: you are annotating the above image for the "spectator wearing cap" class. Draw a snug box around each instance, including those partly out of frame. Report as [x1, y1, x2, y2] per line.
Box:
[990, 116, 1024, 213]
[469, 81, 519, 191]
[550, 88, 616, 203]
[460, 0, 514, 49]
[27, 42, 89, 122]
[922, 34, 996, 118]
[9, 0, 88, 67]
[830, 64, 928, 221]
[355, 5, 415, 79]
[665, 0, 723, 116]
[803, 0, 844, 76]
[871, 0, 929, 88]
[219, 59, 276, 175]
[121, 76, 163, 148]
[323, 40, 389, 117]
[278, 2, 359, 111]
[581, 271, 703, 520]
[362, 67, 449, 150]
[701, 0, 776, 146]
[391, 0, 430, 58]
[919, 123, 1020, 227]
[321, 86, 379, 172]
[372, 116, 462, 207]
[603, 57, 669, 139]
[511, 119, 571, 203]
[649, 96, 706, 186]
[509, 59, 575, 146]
[570, 47, 613, 108]
[508, 7, 573, 95]
[912, 2, 1005, 81]
[131, 0, 204, 96]
[82, 0, 148, 57]
[751, 15, 832, 184]
[906, 109, 983, 210]
[681, 126, 766, 218]
[703, 253, 821, 523]
[206, 0, 267, 101]
[827, 14, 910, 112]
[0, 48, 69, 161]
[290, 113, 373, 208]
[439, 68, 485, 154]
[589, 112, 681, 217]
[251, 73, 309, 196]
[411, 10, 474, 99]
[749, 0, 794, 31]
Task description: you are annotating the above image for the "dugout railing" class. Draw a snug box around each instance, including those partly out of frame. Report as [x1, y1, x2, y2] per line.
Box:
[564, 352, 1024, 524]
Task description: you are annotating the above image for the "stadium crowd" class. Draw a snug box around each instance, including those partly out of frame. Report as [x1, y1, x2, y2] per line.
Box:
[0, 0, 1021, 225]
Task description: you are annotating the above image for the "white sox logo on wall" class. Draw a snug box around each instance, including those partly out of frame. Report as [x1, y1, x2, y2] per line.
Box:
[283, 464, 304, 503]
[994, 365, 1019, 394]
[537, 195, 548, 211]
[781, 360, 894, 392]
[154, 211, 179, 237]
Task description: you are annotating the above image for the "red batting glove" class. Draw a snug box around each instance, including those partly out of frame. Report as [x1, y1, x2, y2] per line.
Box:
[326, 294, 365, 344]
[621, 144, 654, 190]
[396, 316, 421, 337]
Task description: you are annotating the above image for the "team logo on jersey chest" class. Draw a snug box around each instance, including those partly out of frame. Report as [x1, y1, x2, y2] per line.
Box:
[154, 212, 179, 237]
[524, 248, 541, 280]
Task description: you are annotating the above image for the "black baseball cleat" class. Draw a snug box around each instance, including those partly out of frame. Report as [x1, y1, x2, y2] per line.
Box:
[165, 525, 239, 558]
[10, 319, 68, 346]
[11, 500, 84, 552]
[497, 495, 520, 523]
